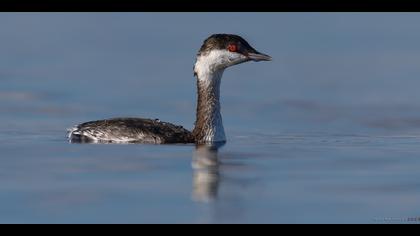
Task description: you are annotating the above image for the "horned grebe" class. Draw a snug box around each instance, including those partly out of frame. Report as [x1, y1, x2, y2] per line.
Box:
[68, 34, 271, 144]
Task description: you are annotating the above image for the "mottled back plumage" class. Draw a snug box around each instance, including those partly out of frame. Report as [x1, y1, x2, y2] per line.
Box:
[68, 118, 193, 144]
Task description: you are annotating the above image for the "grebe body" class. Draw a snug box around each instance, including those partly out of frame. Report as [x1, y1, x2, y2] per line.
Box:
[68, 34, 271, 144]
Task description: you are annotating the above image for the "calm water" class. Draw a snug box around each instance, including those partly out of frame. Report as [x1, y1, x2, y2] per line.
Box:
[2, 13, 420, 223]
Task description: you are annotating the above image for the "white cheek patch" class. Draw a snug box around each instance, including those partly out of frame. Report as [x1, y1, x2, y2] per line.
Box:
[194, 50, 243, 78]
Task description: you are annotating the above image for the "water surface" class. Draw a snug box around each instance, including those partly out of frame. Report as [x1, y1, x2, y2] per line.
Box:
[1, 13, 420, 223]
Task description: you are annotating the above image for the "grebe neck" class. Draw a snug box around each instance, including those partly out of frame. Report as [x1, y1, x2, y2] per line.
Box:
[192, 60, 226, 143]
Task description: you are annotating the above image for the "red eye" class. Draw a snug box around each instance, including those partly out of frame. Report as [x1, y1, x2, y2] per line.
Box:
[227, 44, 237, 52]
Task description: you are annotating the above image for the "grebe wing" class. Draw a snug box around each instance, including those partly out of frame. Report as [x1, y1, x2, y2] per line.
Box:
[68, 118, 194, 144]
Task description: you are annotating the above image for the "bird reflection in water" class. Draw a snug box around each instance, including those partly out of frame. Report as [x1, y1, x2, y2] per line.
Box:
[191, 142, 225, 202]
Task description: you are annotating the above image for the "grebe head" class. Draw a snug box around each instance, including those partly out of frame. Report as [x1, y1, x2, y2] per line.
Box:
[194, 34, 272, 76]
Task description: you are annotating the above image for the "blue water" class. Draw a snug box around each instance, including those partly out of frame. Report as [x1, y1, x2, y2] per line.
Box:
[2, 13, 420, 223]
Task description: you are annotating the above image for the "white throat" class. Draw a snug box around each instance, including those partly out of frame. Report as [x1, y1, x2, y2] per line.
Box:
[192, 53, 227, 143]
